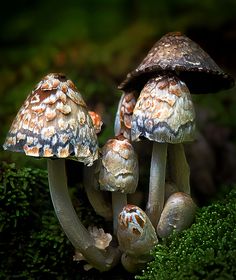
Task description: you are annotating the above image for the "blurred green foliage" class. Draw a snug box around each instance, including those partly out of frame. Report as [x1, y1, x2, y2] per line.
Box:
[1, 0, 236, 168]
[136, 187, 236, 280]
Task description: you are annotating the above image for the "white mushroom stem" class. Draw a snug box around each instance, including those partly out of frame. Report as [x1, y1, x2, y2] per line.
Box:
[146, 142, 167, 227]
[168, 143, 190, 194]
[84, 164, 112, 221]
[47, 159, 120, 271]
[112, 192, 127, 234]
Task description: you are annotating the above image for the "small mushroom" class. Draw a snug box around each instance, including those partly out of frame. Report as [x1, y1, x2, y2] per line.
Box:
[99, 135, 139, 234]
[3, 73, 119, 271]
[156, 192, 197, 238]
[117, 204, 158, 273]
[114, 92, 136, 140]
[84, 111, 112, 221]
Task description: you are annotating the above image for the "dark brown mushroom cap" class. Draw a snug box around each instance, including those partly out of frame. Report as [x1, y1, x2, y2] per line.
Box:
[3, 73, 98, 166]
[118, 32, 234, 94]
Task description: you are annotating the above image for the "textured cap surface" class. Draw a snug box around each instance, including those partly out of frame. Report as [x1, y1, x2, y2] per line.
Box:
[3, 73, 98, 165]
[119, 32, 234, 94]
[117, 204, 158, 256]
[99, 136, 139, 193]
[131, 74, 195, 143]
[114, 92, 136, 140]
[88, 111, 103, 134]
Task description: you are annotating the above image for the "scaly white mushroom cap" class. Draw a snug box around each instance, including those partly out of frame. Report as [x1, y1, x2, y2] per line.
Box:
[131, 74, 195, 143]
[99, 136, 139, 193]
[3, 73, 98, 166]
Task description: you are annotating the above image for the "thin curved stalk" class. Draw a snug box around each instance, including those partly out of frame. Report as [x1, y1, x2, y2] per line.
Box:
[84, 164, 112, 221]
[47, 159, 120, 271]
[146, 142, 167, 227]
[168, 143, 190, 194]
[112, 192, 127, 234]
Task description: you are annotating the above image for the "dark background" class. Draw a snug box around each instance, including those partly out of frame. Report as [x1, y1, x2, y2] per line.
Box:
[1, 0, 236, 198]
[1, 1, 236, 278]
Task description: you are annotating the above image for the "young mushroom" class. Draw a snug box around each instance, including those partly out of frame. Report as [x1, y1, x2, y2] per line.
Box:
[3, 73, 119, 271]
[118, 32, 234, 227]
[99, 135, 139, 234]
[156, 192, 197, 238]
[117, 204, 158, 273]
[114, 92, 136, 140]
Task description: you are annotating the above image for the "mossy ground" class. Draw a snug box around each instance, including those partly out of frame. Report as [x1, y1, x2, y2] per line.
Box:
[136, 187, 236, 280]
[1, 162, 236, 279]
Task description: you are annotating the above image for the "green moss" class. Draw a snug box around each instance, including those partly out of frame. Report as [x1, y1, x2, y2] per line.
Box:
[1, 162, 236, 279]
[136, 188, 236, 280]
[0, 162, 104, 279]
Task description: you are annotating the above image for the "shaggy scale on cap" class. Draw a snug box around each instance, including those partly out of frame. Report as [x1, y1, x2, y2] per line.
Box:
[131, 74, 195, 143]
[3, 73, 98, 166]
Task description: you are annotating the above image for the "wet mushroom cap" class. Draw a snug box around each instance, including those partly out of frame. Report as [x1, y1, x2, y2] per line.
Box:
[131, 74, 195, 143]
[99, 136, 139, 193]
[156, 192, 197, 238]
[114, 92, 136, 139]
[119, 32, 234, 94]
[3, 73, 98, 166]
[117, 204, 158, 256]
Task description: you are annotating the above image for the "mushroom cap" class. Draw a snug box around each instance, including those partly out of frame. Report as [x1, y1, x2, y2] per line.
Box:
[88, 111, 103, 134]
[117, 204, 158, 256]
[3, 73, 98, 166]
[156, 192, 197, 238]
[118, 32, 234, 94]
[131, 74, 196, 143]
[114, 92, 136, 140]
[99, 136, 139, 193]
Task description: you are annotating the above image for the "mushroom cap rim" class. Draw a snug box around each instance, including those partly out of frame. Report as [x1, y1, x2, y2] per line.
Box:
[118, 68, 235, 94]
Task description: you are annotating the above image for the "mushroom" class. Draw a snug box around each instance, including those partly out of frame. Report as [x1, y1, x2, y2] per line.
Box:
[99, 135, 139, 234]
[3, 73, 119, 271]
[117, 204, 158, 273]
[114, 91, 136, 140]
[84, 111, 113, 221]
[118, 32, 234, 227]
[131, 74, 195, 226]
[156, 192, 197, 238]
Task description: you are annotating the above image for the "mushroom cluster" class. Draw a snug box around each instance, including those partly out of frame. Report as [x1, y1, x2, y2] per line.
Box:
[115, 31, 234, 269]
[3, 32, 234, 273]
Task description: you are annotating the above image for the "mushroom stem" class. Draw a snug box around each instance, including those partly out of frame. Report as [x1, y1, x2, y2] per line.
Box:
[112, 192, 127, 234]
[168, 143, 190, 194]
[84, 164, 112, 221]
[146, 142, 167, 227]
[47, 159, 120, 271]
